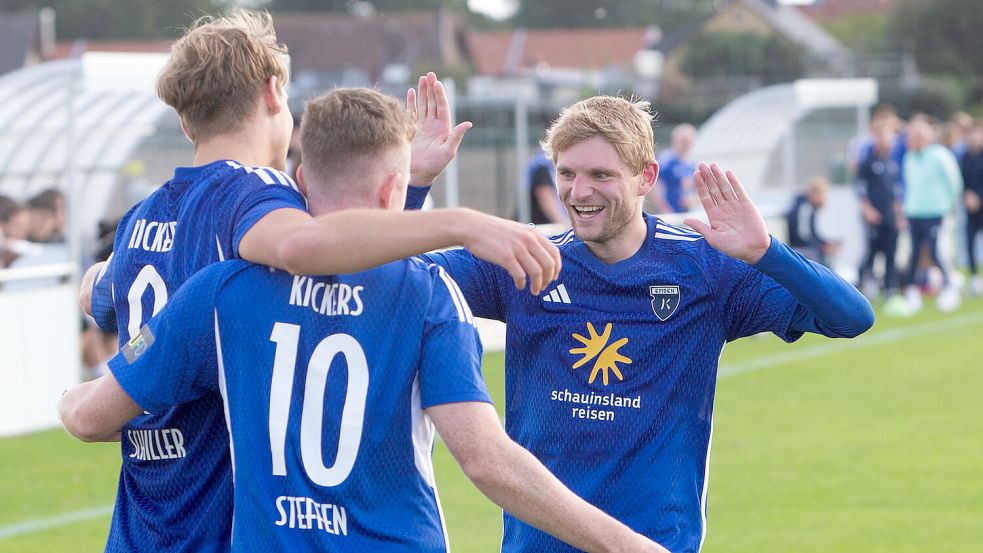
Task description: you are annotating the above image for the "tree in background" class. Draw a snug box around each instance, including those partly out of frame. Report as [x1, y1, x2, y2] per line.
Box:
[888, 0, 983, 77]
[508, 0, 718, 29]
[681, 31, 806, 86]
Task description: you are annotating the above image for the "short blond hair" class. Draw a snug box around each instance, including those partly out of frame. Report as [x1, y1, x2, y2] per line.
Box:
[542, 96, 656, 175]
[156, 9, 289, 143]
[300, 88, 416, 191]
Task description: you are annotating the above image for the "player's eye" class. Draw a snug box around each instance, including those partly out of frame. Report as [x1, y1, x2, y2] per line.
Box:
[559, 170, 575, 180]
[592, 171, 608, 180]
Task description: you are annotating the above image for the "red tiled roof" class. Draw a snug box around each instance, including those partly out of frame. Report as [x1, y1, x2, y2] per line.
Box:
[468, 28, 650, 75]
[48, 40, 172, 60]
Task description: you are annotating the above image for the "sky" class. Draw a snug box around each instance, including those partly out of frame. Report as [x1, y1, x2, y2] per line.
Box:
[467, 0, 516, 20]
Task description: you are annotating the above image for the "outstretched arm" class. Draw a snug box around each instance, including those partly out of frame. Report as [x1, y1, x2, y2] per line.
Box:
[238, 71, 560, 294]
[429, 402, 668, 553]
[685, 163, 874, 337]
[241, 207, 560, 295]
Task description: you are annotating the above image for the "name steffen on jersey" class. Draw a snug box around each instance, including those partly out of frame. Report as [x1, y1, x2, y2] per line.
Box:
[288, 275, 364, 316]
[127, 219, 177, 253]
[274, 495, 348, 536]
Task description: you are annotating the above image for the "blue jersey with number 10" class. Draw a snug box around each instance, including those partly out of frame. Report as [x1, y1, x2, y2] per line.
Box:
[91, 160, 306, 552]
[108, 259, 490, 552]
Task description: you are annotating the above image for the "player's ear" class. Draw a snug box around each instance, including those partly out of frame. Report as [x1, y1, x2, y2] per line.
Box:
[262, 76, 285, 115]
[377, 172, 403, 210]
[638, 161, 659, 197]
[295, 164, 309, 199]
[179, 119, 194, 145]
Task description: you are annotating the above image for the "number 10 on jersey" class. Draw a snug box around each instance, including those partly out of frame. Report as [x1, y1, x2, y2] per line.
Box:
[268, 322, 369, 487]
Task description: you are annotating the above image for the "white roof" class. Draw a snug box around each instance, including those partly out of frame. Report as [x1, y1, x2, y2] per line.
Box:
[690, 78, 877, 200]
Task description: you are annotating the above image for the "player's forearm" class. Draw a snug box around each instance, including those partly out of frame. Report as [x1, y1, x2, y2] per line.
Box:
[59, 380, 125, 442]
[464, 440, 663, 553]
[278, 208, 476, 275]
[754, 236, 874, 337]
[78, 262, 103, 316]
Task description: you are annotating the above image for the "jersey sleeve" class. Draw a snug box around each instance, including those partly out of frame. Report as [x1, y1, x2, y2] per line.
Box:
[417, 249, 511, 321]
[721, 237, 874, 342]
[417, 265, 491, 409]
[718, 254, 802, 343]
[90, 253, 117, 332]
[404, 185, 431, 210]
[106, 263, 231, 414]
[230, 175, 308, 258]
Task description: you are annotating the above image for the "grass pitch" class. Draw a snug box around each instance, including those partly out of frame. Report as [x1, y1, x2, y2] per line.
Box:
[2, 298, 982, 552]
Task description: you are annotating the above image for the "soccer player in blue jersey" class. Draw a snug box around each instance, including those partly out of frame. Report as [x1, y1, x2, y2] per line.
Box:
[417, 96, 875, 553]
[62, 87, 667, 553]
[71, 10, 558, 553]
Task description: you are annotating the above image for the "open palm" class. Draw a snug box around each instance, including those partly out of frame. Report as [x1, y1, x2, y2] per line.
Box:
[406, 72, 472, 186]
[683, 163, 771, 264]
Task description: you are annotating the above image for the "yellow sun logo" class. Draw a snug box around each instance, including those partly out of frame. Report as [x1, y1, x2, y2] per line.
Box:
[569, 322, 632, 385]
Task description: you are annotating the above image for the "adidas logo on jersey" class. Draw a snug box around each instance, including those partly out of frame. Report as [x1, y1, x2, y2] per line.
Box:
[542, 283, 571, 304]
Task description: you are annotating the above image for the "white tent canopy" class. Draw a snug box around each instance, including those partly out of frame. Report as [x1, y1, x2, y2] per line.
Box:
[0, 53, 179, 255]
[690, 78, 877, 205]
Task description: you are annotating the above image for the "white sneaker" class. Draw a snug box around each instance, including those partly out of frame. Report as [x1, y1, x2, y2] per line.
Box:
[861, 278, 880, 300]
[937, 286, 961, 312]
[905, 286, 923, 313]
[970, 276, 983, 297]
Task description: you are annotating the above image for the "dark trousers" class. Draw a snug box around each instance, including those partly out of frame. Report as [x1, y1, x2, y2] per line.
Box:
[860, 222, 899, 292]
[968, 211, 983, 275]
[906, 217, 947, 287]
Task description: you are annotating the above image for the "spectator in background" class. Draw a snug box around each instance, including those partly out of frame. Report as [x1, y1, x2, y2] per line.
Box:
[786, 176, 838, 266]
[960, 120, 983, 296]
[902, 115, 964, 312]
[649, 123, 696, 213]
[848, 104, 904, 178]
[857, 122, 905, 298]
[946, 111, 974, 160]
[522, 149, 567, 224]
[0, 195, 30, 267]
[26, 188, 66, 243]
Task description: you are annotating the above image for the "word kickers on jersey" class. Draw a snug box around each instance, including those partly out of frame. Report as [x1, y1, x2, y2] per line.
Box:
[289, 276, 364, 316]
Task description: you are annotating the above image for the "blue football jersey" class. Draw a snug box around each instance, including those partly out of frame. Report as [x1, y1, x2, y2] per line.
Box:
[423, 213, 867, 553]
[108, 259, 490, 552]
[93, 160, 306, 553]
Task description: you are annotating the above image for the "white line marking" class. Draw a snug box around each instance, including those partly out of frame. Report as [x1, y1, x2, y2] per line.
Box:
[719, 310, 983, 379]
[0, 504, 113, 540]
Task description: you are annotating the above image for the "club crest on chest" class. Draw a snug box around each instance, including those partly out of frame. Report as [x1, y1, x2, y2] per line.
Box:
[649, 285, 680, 321]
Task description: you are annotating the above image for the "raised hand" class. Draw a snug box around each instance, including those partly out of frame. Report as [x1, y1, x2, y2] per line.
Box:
[460, 210, 562, 295]
[406, 72, 473, 186]
[683, 163, 771, 264]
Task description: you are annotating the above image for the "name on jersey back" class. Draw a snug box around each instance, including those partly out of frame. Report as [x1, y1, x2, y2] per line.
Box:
[127, 219, 177, 253]
[289, 276, 364, 317]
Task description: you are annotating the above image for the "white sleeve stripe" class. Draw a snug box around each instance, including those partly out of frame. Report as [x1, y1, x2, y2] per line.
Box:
[270, 169, 289, 186]
[436, 266, 474, 325]
[214, 310, 236, 484]
[253, 168, 276, 185]
[95, 253, 112, 284]
[654, 232, 702, 241]
[656, 223, 701, 237]
[215, 235, 225, 261]
[226, 161, 242, 169]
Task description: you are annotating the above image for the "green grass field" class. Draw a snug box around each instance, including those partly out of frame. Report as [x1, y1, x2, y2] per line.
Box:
[2, 298, 982, 552]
